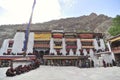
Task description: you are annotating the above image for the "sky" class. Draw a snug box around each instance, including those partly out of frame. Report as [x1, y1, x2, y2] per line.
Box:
[0, 0, 120, 25]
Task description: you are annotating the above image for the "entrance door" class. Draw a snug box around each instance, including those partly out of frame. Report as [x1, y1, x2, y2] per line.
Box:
[39, 51, 44, 58]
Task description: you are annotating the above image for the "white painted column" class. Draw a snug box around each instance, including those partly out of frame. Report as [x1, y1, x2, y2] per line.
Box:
[107, 41, 115, 60]
[83, 49, 87, 56]
[76, 38, 81, 55]
[100, 39, 105, 50]
[50, 38, 54, 54]
[62, 38, 66, 55]
[12, 32, 25, 53]
[89, 49, 94, 58]
[69, 49, 74, 56]
[93, 39, 99, 50]
[26, 32, 34, 53]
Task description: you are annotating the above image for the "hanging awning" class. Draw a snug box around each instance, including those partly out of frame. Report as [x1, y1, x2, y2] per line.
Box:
[34, 38, 50, 41]
[109, 37, 120, 43]
[66, 39, 76, 42]
[54, 46, 62, 49]
[80, 39, 93, 42]
[54, 39, 62, 42]
[81, 46, 94, 49]
[64, 33, 76, 35]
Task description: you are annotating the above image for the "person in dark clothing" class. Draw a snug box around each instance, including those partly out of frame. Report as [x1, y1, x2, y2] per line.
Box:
[6, 68, 16, 77]
[106, 63, 109, 67]
[15, 66, 22, 75]
[91, 60, 94, 67]
[103, 60, 106, 67]
[27, 64, 32, 71]
[112, 59, 116, 66]
[110, 63, 112, 67]
[23, 65, 29, 72]
[34, 59, 40, 68]
[86, 60, 90, 68]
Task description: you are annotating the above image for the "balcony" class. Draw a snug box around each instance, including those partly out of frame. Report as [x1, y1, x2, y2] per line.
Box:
[34, 44, 50, 48]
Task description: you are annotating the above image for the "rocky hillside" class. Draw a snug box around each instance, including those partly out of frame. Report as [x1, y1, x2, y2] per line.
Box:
[0, 13, 112, 47]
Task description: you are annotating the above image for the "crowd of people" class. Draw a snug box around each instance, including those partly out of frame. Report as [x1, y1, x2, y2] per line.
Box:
[6, 59, 40, 77]
[102, 59, 116, 67]
[5, 58, 117, 77]
[43, 59, 95, 68]
[43, 59, 116, 68]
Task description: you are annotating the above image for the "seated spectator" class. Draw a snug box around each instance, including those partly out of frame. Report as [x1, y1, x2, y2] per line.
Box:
[6, 67, 16, 77]
[35, 59, 40, 68]
[15, 65, 22, 75]
[23, 65, 29, 72]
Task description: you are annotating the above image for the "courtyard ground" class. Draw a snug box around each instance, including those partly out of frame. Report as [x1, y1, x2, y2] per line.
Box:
[0, 66, 120, 80]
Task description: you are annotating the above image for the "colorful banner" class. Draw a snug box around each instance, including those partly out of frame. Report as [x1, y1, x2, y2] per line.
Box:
[34, 33, 51, 39]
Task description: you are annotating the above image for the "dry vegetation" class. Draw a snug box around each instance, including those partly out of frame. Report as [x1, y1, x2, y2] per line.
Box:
[0, 13, 112, 47]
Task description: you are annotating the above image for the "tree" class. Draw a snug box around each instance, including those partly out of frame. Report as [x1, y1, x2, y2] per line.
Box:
[108, 15, 120, 36]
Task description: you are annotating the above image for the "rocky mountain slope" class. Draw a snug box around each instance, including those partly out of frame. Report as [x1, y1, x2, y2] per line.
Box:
[0, 13, 112, 47]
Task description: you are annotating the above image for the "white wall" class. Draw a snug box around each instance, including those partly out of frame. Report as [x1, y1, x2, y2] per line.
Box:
[93, 39, 105, 50]
[26, 32, 34, 53]
[77, 39, 81, 50]
[83, 49, 87, 56]
[100, 39, 105, 49]
[62, 38, 66, 55]
[50, 38, 54, 53]
[0, 39, 10, 55]
[106, 42, 115, 60]
[12, 32, 25, 53]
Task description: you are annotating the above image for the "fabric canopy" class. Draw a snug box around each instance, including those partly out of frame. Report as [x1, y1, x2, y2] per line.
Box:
[109, 37, 120, 43]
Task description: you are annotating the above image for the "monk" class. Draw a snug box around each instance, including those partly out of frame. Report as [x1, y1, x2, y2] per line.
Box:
[6, 67, 16, 77]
